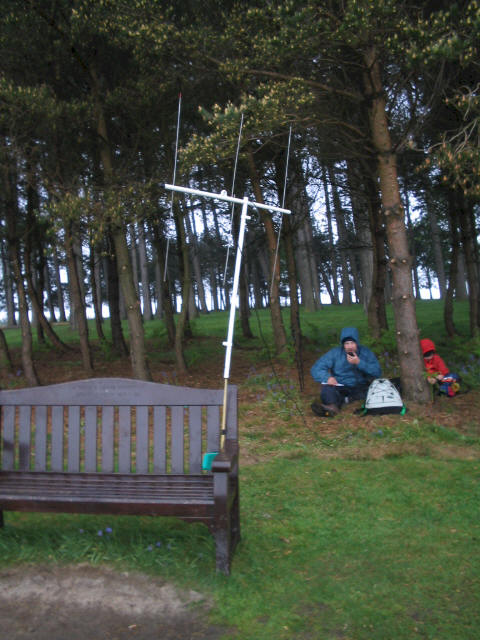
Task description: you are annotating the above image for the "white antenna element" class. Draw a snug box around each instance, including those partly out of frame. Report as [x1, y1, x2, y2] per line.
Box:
[223, 113, 244, 287]
[163, 94, 182, 282]
[164, 182, 290, 449]
[270, 125, 293, 297]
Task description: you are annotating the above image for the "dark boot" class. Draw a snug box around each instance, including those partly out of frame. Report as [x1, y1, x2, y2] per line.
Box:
[311, 402, 339, 417]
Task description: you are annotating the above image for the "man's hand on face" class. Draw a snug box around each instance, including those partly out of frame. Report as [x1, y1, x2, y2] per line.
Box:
[344, 340, 359, 365]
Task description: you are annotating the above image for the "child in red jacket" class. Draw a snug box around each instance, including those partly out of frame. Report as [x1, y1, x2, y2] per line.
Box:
[420, 339, 460, 397]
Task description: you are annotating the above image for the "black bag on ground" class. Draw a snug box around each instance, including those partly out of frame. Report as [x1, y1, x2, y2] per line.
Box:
[360, 378, 407, 415]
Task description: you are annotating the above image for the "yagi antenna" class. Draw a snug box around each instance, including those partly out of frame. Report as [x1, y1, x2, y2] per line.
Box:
[270, 125, 292, 297]
[164, 93, 182, 281]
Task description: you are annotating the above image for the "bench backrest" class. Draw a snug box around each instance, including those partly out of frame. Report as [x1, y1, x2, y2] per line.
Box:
[0, 378, 237, 474]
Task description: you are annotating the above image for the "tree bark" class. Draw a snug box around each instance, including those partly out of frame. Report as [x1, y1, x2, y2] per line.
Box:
[0, 328, 14, 373]
[366, 184, 389, 338]
[64, 221, 94, 374]
[444, 200, 459, 337]
[173, 200, 189, 374]
[91, 66, 151, 379]
[322, 167, 339, 304]
[3, 158, 39, 386]
[105, 235, 129, 356]
[1, 242, 17, 326]
[457, 190, 479, 336]
[247, 147, 287, 353]
[137, 220, 153, 321]
[52, 246, 67, 322]
[363, 46, 428, 402]
[329, 167, 352, 305]
[426, 200, 446, 299]
[149, 220, 176, 347]
[89, 238, 106, 342]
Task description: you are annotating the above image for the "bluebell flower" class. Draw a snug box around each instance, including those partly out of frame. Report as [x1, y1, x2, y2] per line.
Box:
[97, 530, 103, 536]
[105, 527, 113, 534]
[155, 541, 162, 547]
[147, 545, 153, 551]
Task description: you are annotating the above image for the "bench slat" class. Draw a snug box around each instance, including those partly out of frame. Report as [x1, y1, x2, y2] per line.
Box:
[189, 406, 202, 474]
[19, 406, 31, 471]
[101, 406, 114, 473]
[34, 406, 47, 472]
[118, 406, 131, 473]
[1, 406, 15, 471]
[207, 405, 220, 453]
[171, 406, 184, 473]
[136, 406, 149, 474]
[153, 406, 166, 472]
[68, 406, 80, 472]
[84, 406, 97, 472]
[51, 406, 64, 472]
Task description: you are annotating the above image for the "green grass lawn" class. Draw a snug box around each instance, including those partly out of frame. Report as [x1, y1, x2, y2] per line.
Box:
[1, 300, 480, 638]
[1, 456, 479, 639]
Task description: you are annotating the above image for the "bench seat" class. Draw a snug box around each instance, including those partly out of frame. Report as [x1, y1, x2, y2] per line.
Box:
[0, 378, 240, 574]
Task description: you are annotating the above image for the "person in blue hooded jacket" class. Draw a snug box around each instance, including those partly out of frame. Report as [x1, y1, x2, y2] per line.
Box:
[310, 327, 381, 417]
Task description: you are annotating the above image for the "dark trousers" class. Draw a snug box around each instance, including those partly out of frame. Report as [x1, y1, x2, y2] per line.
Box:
[321, 383, 370, 407]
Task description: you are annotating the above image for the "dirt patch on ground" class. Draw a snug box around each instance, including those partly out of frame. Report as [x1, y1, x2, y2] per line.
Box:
[0, 564, 228, 640]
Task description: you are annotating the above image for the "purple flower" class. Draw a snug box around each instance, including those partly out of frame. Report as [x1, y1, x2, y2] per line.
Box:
[97, 530, 103, 536]
[147, 545, 153, 551]
[105, 527, 113, 534]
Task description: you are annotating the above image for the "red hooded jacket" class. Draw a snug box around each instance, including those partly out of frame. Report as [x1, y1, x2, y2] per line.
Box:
[420, 339, 449, 377]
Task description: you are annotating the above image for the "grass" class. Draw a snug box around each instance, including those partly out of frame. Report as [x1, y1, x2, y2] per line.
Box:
[1, 457, 479, 639]
[1, 300, 480, 637]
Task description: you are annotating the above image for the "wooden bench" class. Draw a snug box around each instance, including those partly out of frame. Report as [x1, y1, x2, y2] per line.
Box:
[0, 378, 240, 574]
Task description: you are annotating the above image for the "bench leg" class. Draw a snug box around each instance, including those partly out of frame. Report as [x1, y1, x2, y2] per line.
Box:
[0, 510, 3, 528]
[214, 525, 231, 575]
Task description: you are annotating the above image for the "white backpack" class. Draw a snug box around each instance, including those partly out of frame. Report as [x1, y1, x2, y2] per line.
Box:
[362, 378, 406, 415]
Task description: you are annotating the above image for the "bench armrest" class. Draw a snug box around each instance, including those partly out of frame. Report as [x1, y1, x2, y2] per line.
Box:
[210, 439, 238, 473]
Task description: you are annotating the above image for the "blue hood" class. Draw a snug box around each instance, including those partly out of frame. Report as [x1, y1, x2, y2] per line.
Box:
[340, 327, 360, 345]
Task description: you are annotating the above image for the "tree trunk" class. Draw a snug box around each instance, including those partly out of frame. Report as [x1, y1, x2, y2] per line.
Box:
[91, 65, 150, 379]
[0, 328, 14, 373]
[89, 238, 106, 342]
[426, 200, 446, 298]
[105, 235, 129, 356]
[149, 220, 176, 347]
[173, 200, 189, 374]
[185, 210, 208, 313]
[113, 224, 151, 379]
[346, 160, 374, 311]
[286, 155, 321, 311]
[457, 190, 479, 336]
[329, 167, 352, 305]
[44, 262, 57, 322]
[444, 196, 459, 337]
[403, 181, 421, 299]
[283, 214, 304, 391]
[322, 167, 339, 304]
[1, 242, 17, 326]
[2, 151, 39, 385]
[367, 197, 389, 337]
[52, 246, 67, 322]
[247, 147, 287, 353]
[363, 46, 428, 402]
[23, 185, 71, 353]
[64, 221, 93, 374]
[137, 220, 153, 321]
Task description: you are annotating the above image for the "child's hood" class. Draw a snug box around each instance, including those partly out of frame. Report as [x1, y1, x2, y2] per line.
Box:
[420, 338, 435, 355]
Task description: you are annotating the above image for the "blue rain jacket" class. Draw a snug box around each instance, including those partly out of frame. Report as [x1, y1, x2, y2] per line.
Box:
[310, 327, 381, 388]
